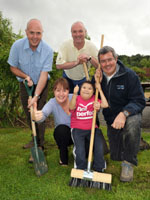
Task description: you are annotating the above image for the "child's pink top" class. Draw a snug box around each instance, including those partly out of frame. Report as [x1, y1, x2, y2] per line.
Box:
[70, 95, 101, 130]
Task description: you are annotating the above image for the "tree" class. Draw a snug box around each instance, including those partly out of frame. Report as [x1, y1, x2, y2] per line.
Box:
[140, 58, 150, 68]
[0, 11, 23, 127]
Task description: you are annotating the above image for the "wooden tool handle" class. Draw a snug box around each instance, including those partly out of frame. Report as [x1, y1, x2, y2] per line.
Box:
[29, 96, 37, 137]
[88, 34, 104, 163]
[83, 62, 90, 80]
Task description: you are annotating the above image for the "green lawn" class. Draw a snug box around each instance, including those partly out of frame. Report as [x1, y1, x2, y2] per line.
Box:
[0, 127, 150, 200]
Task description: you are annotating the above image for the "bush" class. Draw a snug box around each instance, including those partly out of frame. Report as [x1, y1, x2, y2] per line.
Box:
[0, 11, 23, 127]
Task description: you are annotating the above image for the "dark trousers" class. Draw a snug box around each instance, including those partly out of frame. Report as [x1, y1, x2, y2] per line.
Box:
[72, 128, 105, 172]
[20, 81, 49, 148]
[107, 114, 141, 166]
[63, 71, 86, 93]
[54, 125, 73, 164]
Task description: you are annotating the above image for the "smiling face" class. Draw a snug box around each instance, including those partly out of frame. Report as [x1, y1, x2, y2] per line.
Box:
[99, 52, 117, 76]
[54, 84, 69, 104]
[80, 82, 94, 100]
[71, 22, 86, 47]
[26, 19, 43, 51]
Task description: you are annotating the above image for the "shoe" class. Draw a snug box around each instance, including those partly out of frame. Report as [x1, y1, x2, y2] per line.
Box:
[28, 155, 34, 163]
[23, 141, 34, 149]
[93, 161, 107, 172]
[120, 161, 133, 182]
[59, 160, 68, 166]
[140, 137, 150, 150]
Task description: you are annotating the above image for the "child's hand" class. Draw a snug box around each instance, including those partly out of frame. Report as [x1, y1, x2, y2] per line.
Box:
[32, 102, 43, 121]
[73, 85, 79, 95]
[93, 101, 101, 111]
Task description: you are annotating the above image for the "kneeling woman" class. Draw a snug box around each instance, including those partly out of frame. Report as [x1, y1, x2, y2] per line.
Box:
[33, 78, 73, 166]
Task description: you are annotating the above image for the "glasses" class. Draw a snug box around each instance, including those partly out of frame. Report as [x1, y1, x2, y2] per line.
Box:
[100, 58, 115, 64]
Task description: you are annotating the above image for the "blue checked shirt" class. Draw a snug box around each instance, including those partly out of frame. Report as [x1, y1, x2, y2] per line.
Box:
[8, 37, 53, 84]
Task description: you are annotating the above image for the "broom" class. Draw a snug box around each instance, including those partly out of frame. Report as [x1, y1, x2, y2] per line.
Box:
[69, 35, 112, 190]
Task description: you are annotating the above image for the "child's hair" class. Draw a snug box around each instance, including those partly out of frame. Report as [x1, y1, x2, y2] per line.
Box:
[53, 77, 69, 92]
[80, 80, 95, 93]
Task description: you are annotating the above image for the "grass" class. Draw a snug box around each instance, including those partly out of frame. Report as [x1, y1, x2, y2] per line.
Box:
[0, 126, 150, 200]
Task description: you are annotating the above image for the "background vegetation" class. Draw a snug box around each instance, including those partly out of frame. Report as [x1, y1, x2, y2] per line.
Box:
[0, 11, 150, 127]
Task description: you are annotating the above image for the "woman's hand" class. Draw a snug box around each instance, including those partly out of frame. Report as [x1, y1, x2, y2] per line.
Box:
[32, 102, 43, 121]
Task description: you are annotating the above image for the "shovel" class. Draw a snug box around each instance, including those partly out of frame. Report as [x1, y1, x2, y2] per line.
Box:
[24, 80, 48, 176]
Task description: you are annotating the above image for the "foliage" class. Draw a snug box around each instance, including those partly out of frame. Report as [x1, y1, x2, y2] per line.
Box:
[130, 66, 146, 81]
[118, 55, 150, 81]
[0, 11, 23, 127]
[140, 58, 150, 68]
[48, 52, 63, 99]
[0, 127, 150, 200]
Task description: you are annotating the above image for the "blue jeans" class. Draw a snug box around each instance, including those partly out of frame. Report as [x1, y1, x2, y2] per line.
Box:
[63, 71, 86, 93]
[107, 114, 142, 166]
[71, 128, 105, 172]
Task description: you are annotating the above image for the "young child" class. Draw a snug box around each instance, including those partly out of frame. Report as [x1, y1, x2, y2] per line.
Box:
[69, 80, 108, 172]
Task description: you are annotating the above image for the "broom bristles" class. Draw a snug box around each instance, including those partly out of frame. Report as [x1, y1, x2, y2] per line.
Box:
[69, 178, 112, 190]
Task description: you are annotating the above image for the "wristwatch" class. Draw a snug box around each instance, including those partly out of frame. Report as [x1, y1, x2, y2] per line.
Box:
[34, 94, 40, 99]
[123, 110, 130, 118]
[88, 56, 92, 61]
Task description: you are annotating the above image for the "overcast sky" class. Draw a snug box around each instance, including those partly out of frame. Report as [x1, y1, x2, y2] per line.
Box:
[1, 0, 150, 56]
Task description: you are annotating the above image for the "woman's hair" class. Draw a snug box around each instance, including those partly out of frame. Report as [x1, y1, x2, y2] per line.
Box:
[53, 77, 69, 91]
[80, 80, 95, 93]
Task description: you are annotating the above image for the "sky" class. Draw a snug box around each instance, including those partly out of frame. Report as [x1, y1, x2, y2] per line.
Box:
[1, 0, 150, 56]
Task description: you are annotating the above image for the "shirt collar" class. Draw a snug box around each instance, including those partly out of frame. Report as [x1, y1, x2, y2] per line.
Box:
[71, 39, 86, 50]
[103, 64, 120, 83]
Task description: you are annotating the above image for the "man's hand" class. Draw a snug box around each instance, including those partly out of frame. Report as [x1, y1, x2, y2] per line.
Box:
[95, 68, 103, 83]
[78, 54, 90, 64]
[111, 112, 126, 129]
[25, 76, 33, 87]
[28, 96, 39, 108]
[95, 82, 102, 91]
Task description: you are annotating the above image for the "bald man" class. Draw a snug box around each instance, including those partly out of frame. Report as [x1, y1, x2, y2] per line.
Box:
[8, 19, 53, 162]
[56, 21, 98, 93]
